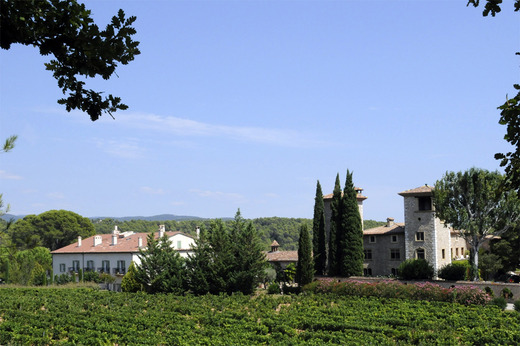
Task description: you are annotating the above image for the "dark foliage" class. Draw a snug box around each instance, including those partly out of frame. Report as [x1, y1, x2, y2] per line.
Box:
[134, 233, 186, 294]
[0, 0, 140, 120]
[437, 262, 468, 281]
[328, 174, 342, 276]
[312, 181, 327, 275]
[185, 210, 266, 295]
[296, 224, 314, 286]
[339, 171, 364, 277]
[8, 210, 95, 251]
[398, 259, 434, 280]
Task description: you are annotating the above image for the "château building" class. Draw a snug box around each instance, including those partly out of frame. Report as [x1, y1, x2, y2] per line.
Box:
[324, 185, 468, 277]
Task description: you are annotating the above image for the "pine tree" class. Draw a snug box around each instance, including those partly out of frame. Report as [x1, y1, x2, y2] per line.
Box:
[134, 232, 186, 294]
[328, 173, 342, 276]
[185, 210, 267, 295]
[312, 181, 327, 275]
[339, 170, 364, 277]
[296, 224, 314, 286]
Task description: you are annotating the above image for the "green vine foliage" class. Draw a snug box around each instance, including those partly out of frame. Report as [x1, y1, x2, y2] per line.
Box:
[0, 287, 518, 344]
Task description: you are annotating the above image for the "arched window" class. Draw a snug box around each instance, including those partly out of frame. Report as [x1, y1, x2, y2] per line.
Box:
[415, 248, 425, 259]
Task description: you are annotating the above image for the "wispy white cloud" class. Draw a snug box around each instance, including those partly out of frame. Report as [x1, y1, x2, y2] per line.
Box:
[191, 189, 246, 203]
[140, 186, 167, 195]
[0, 170, 22, 180]
[117, 112, 328, 148]
[48, 192, 65, 199]
[93, 138, 146, 159]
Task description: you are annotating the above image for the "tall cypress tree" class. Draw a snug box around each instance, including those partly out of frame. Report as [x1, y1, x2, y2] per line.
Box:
[328, 173, 342, 276]
[339, 170, 364, 277]
[296, 224, 314, 286]
[312, 180, 326, 275]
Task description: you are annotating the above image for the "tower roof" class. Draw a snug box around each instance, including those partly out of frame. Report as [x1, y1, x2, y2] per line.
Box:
[398, 184, 433, 197]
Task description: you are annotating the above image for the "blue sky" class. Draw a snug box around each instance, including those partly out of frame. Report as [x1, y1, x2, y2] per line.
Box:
[1, 1, 518, 222]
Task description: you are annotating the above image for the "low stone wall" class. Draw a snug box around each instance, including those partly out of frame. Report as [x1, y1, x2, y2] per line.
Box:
[321, 276, 520, 302]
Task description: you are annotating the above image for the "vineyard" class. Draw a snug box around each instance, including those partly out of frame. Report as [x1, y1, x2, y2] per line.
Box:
[0, 287, 519, 344]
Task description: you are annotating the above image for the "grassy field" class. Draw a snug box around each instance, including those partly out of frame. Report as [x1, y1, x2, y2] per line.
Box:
[0, 286, 519, 345]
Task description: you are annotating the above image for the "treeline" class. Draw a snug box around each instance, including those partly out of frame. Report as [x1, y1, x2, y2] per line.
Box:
[92, 217, 313, 251]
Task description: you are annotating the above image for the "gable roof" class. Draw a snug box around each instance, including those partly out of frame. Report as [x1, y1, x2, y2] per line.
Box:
[264, 250, 298, 262]
[323, 187, 367, 201]
[363, 223, 405, 235]
[51, 232, 195, 254]
[398, 184, 433, 197]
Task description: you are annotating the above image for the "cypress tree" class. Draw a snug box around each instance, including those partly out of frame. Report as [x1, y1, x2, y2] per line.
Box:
[328, 173, 342, 276]
[296, 224, 314, 286]
[339, 170, 364, 277]
[312, 180, 327, 275]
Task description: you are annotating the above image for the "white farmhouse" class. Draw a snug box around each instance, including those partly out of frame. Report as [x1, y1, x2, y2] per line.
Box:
[51, 225, 196, 290]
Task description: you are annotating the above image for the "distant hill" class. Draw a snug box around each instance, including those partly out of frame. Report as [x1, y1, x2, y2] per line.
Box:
[90, 214, 207, 222]
[1, 214, 209, 223]
[0, 214, 24, 222]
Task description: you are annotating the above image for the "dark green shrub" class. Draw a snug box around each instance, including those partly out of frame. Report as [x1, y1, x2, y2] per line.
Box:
[438, 262, 468, 281]
[267, 283, 281, 294]
[501, 287, 514, 299]
[282, 285, 301, 295]
[514, 300, 520, 312]
[490, 297, 507, 310]
[83, 271, 102, 283]
[398, 259, 434, 280]
[484, 286, 494, 297]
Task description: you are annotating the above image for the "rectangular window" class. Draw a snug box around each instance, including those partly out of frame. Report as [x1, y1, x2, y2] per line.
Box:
[442, 249, 445, 259]
[416, 249, 425, 259]
[177, 240, 182, 249]
[116, 260, 126, 274]
[369, 235, 376, 243]
[101, 260, 110, 273]
[456, 248, 459, 257]
[391, 268, 398, 276]
[461, 247, 464, 256]
[390, 249, 400, 260]
[391, 235, 398, 243]
[363, 268, 372, 276]
[59, 263, 66, 272]
[72, 260, 80, 272]
[86, 260, 95, 270]
[451, 248, 453, 259]
[364, 249, 372, 260]
[418, 197, 432, 211]
[415, 232, 424, 241]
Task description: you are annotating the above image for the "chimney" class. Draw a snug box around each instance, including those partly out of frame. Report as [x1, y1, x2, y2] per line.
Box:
[386, 217, 395, 227]
[270, 240, 279, 252]
[112, 233, 117, 246]
[93, 235, 102, 247]
[77, 236, 82, 247]
[196, 227, 200, 239]
[159, 224, 165, 238]
[138, 237, 143, 248]
[113, 225, 119, 235]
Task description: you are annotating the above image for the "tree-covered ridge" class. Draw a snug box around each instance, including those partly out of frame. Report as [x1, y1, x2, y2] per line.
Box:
[92, 217, 313, 251]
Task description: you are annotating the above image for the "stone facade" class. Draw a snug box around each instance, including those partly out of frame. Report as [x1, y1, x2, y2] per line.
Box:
[323, 184, 469, 277]
[399, 185, 452, 273]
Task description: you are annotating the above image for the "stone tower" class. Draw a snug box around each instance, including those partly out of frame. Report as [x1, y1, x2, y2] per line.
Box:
[398, 185, 451, 273]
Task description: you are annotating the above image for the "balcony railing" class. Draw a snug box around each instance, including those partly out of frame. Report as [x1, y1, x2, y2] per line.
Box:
[97, 267, 110, 273]
[113, 267, 126, 275]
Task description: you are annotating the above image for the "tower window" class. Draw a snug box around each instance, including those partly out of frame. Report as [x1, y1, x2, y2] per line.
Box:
[415, 248, 425, 259]
[418, 197, 432, 211]
[415, 232, 425, 241]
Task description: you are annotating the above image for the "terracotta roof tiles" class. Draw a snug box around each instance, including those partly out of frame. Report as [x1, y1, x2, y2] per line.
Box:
[51, 231, 195, 254]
